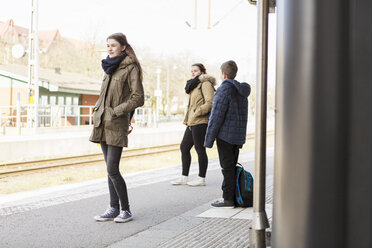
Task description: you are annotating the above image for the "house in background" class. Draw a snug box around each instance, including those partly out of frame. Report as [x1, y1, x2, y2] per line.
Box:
[0, 19, 103, 78]
[0, 19, 104, 127]
[0, 19, 28, 45]
[0, 63, 101, 127]
[0, 19, 61, 64]
[0, 19, 153, 129]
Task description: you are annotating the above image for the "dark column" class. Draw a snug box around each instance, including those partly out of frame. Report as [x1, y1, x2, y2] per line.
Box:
[346, 0, 372, 247]
[273, 0, 372, 247]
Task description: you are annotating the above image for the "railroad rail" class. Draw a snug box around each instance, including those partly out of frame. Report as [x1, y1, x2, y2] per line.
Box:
[0, 131, 274, 176]
[0, 144, 180, 176]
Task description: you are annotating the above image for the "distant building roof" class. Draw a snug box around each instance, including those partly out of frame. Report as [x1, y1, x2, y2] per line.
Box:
[38, 29, 61, 52]
[0, 19, 61, 51]
[0, 19, 28, 44]
[0, 64, 101, 95]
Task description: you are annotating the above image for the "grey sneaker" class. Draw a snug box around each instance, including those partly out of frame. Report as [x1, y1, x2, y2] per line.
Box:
[114, 210, 133, 223]
[211, 199, 235, 209]
[94, 207, 120, 221]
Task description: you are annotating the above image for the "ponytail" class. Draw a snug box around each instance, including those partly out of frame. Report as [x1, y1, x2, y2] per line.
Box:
[125, 45, 143, 82]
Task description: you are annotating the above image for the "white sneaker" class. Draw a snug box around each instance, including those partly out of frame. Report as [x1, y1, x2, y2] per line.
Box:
[171, 176, 188, 185]
[187, 176, 206, 186]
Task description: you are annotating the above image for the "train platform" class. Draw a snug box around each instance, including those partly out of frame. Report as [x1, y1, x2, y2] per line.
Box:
[0, 148, 274, 248]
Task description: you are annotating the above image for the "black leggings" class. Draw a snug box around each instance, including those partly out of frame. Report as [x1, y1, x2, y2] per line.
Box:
[180, 124, 208, 177]
[100, 142, 129, 211]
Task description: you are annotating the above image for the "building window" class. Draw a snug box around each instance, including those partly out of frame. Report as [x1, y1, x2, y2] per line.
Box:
[50, 96, 56, 106]
[73, 97, 79, 105]
[66, 97, 72, 106]
[73, 97, 79, 115]
[58, 96, 64, 105]
[41, 95, 48, 105]
[66, 97, 72, 115]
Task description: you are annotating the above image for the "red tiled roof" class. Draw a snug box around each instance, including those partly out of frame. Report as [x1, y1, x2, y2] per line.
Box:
[0, 21, 8, 37]
[0, 19, 60, 51]
[0, 19, 28, 43]
[12, 20, 28, 35]
[39, 29, 60, 51]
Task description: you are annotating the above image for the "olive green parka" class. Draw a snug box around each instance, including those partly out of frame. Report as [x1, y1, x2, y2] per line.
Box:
[183, 74, 216, 126]
[89, 56, 144, 147]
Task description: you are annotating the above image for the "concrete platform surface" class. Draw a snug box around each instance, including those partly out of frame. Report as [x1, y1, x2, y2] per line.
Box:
[0, 148, 274, 248]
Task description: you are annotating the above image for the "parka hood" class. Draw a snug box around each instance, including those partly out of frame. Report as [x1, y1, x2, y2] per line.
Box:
[224, 79, 251, 97]
[118, 55, 135, 69]
[199, 74, 217, 86]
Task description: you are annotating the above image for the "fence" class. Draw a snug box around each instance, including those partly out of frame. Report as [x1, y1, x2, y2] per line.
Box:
[0, 104, 152, 131]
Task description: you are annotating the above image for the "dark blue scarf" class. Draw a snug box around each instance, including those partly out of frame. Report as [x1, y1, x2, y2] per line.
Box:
[185, 75, 200, 94]
[101, 52, 127, 75]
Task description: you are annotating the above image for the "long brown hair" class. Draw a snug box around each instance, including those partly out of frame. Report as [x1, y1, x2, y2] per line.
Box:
[107, 33, 143, 81]
[192, 63, 207, 74]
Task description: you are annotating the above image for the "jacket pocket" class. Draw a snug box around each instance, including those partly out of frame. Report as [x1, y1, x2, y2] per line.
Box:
[93, 107, 104, 127]
[92, 110, 96, 124]
[104, 115, 127, 132]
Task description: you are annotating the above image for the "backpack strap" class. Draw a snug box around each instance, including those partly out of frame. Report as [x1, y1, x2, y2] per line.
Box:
[246, 172, 253, 191]
[200, 82, 206, 104]
[199, 81, 216, 104]
[238, 163, 253, 191]
[236, 167, 244, 205]
[128, 110, 135, 134]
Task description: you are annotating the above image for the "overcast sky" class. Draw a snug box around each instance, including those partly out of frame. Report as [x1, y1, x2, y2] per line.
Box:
[0, 0, 276, 84]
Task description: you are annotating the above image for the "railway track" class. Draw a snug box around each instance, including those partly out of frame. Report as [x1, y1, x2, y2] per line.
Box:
[0, 131, 274, 176]
[0, 144, 181, 176]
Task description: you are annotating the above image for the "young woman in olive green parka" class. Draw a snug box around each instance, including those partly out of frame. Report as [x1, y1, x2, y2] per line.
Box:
[91, 33, 144, 223]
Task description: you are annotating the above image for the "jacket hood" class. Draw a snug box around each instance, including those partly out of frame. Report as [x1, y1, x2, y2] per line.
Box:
[119, 55, 135, 69]
[224, 79, 251, 97]
[199, 74, 217, 86]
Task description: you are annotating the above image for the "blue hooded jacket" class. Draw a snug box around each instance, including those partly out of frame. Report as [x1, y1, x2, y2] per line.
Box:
[204, 79, 251, 148]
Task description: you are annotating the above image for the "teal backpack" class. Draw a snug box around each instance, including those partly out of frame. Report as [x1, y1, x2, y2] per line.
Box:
[235, 163, 254, 207]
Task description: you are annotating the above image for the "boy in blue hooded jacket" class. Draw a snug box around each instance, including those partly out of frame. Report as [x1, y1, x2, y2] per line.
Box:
[204, 60, 251, 208]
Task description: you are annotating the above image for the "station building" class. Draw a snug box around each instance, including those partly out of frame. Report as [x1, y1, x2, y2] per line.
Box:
[0, 19, 102, 127]
[0, 64, 100, 127]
